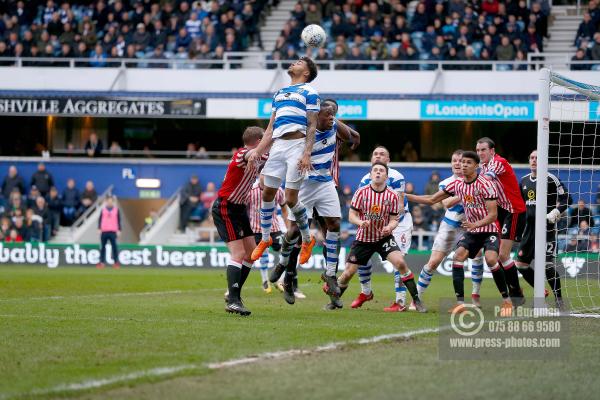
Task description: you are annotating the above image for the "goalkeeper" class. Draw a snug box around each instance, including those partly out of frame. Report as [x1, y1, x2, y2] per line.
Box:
[515, 150, 569, 309]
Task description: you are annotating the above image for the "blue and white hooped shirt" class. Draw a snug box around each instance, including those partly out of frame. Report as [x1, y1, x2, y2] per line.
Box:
[308, 120, 337, 183]
[438, 174, 465, 228]
[271, 83, 320, 139]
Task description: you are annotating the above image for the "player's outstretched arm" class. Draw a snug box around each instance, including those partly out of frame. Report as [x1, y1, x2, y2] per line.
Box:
[247, 114, 275, 164]
[336, 120, 361, 150]
[442, 196, 461, 209]
[405, 190, 449, 206]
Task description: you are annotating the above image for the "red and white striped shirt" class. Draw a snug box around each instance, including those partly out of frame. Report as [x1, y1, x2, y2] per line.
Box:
[247, 184, 285, 233]
[480, 153, 526, 214]
[443, 174, 499, 233]
[351, 185, 400, 242]
[217, 148, 268, 204]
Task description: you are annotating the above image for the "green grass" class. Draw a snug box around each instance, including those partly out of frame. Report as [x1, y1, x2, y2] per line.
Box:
[1, 266, 599, 400]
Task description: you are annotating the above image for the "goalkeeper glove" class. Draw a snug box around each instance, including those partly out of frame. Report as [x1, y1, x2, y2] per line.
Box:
[546, 208, 561, 224]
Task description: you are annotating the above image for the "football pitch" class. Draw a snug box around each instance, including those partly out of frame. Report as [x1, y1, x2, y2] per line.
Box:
[2, 266, 600, 400]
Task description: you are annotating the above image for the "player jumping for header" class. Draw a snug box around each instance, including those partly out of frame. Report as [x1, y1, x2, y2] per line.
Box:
[248, 57, 320, 271]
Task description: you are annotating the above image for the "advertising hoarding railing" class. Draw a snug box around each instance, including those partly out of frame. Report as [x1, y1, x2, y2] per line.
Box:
[0, 54, 598, 71]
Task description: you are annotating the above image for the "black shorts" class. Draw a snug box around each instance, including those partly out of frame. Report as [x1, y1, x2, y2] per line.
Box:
[211, 198, 253, 243]
[516, 223, 557, 264]
[346, 236, 400, 266]
[253, 232, 282, 252]
[456, 232, 500, 259]
[497, 207, 526, 241]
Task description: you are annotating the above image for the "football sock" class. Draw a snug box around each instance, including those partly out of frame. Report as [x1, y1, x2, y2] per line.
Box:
[471, 256, 484, 295]
[279, 236, 299, 267]
[401, 271, 420, 302]
[417, 264, 434, 297]
[226, 260, 243, 301]
[452, 261, 465, 303]
[517, 264, 535, 287]
[272, 248, 281, 268]
[500, 259, 522, 296]
[259, 253, 269, 282]
[358, 265, 372, 295]
[260, 200, 275, 241]
[287, 245, 300, 274]
[324, 231, 339, 277]
[290, 202, 311, 242]
[394, 271, 407, 305]
[545, 262, 562, 299]
[338, 283, 348, 297]
[490, 262, 509, 299]
[240, 261, 252, 287]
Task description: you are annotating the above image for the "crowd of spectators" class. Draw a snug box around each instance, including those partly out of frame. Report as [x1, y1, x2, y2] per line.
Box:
[570, 0, 600, 70]
[0, 163, 98, 242]
[270, 0, 552, 70]
[0, 0, 271, 68]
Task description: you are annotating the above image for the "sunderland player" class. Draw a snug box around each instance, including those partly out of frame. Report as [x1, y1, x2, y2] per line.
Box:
[212, 127, 267, 316]
[337, 162, 426, 312]
[351, 146, 411, 312]
[407, 150, 485, 307]
[271, 103, 359, 304]
[248, 57, 320, 268]
[246, 179, 287, 293]
[408, 151, 513, 315]
[515, 150, 568, 309]
[476, 137, 525, 302]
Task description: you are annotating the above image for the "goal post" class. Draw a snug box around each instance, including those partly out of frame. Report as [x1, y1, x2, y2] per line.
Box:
[536, 68, 600, 314]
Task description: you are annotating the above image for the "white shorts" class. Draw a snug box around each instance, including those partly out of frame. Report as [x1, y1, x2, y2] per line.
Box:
[432, 220, 464, 254]
[393, 213, 412, 255]
[288, 178, 341, 221]
[261, 138, 305, 190]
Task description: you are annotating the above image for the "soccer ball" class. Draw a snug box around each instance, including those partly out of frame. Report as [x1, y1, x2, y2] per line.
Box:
[301, 24, 327, 48]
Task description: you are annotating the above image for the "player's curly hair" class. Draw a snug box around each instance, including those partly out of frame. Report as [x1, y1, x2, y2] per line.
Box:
[301, 56, 318, 82]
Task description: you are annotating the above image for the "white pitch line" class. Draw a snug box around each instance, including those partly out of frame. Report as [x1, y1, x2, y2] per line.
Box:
[23, 364, 201, 398]
[206, 326, 443, 369]
[14, 326, 443, 399]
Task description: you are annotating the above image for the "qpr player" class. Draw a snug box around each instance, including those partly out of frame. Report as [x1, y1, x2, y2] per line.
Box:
[248, 57, 320, 267]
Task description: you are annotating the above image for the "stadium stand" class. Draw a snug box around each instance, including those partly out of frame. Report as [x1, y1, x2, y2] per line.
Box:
[0, 0, 271, 66]
[570, 0, 600, 70]
[270, 0, 554, 70]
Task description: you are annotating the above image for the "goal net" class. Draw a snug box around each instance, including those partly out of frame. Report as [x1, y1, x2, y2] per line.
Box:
[536, 69, 600, 315]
